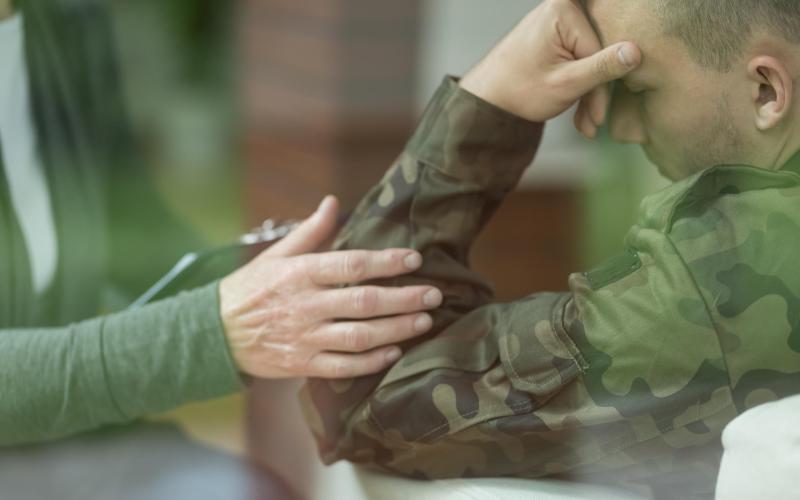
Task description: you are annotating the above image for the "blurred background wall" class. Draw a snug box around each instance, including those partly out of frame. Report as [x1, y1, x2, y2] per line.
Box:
[107, 0, 669, 498]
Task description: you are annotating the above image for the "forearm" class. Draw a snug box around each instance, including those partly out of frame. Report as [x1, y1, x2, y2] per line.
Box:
[303, 292, 587, 474]
[303, 76, 546, 462]
[334, 77, 543, 317]
[301, 76, 729, 486]
[0, 282, 241, 446]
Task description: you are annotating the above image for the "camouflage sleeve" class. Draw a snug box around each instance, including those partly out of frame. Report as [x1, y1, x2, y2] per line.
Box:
[300, 78, 728, 497]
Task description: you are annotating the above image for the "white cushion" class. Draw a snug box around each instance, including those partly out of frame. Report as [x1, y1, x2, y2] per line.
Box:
[716, 395, 800, 500]
[312, 462, 648, 500]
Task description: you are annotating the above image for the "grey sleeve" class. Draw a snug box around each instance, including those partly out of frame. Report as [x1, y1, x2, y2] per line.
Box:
[0, 282, 242, 446]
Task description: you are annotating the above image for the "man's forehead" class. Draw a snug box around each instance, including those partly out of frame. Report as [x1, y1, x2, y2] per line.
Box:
[583, 0, 650, 47]
[582, 0, 680, 82]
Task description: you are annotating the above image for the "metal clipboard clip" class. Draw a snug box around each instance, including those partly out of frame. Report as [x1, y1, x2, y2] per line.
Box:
[130, 218, 300, 309]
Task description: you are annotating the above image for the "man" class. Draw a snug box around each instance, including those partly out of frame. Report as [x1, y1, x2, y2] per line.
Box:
[301, 0, 800, 498]
[0, 0, 444, 446]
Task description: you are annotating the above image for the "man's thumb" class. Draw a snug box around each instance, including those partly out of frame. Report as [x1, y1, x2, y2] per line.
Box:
[567, 42, 641, 96]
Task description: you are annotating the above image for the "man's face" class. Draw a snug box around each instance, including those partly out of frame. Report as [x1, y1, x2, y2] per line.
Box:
[586, 0, 750, 180]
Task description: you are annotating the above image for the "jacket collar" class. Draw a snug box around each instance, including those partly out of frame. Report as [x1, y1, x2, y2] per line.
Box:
[779, 149, 800, 176]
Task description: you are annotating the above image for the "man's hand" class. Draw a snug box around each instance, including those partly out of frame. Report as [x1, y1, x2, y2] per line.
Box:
[460, 0, 641, 137]
[219, 196, 442, 379]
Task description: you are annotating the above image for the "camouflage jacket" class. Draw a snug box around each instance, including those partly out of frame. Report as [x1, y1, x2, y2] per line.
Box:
[301, 77, 800, 499]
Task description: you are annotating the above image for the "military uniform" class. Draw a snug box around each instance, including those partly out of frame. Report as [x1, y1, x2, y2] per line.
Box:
[301, 77, 800, 499]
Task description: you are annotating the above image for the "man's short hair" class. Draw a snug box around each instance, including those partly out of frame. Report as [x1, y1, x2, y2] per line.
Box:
[657, 0, 800, 71]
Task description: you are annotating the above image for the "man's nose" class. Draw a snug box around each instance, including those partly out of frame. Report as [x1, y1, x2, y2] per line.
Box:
[609, 86, 647, 145]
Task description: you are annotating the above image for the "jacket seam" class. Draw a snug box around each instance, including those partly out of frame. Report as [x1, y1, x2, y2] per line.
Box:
[554, 294, 590, 372]
[662, 233, 735, 396]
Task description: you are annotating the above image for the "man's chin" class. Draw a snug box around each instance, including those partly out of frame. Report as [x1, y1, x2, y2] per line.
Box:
[642, 145, 725, 181]
[641, 148, 682, 181]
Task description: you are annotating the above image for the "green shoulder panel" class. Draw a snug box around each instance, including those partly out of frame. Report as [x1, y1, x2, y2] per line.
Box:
[638, 164, 800, 233]
[660, 165, 800, 414]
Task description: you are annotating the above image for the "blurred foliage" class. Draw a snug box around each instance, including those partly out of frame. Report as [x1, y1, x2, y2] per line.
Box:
[580, 128, 665, 268]
[160, 0, 233, 81]
[111, 0, 244, 245]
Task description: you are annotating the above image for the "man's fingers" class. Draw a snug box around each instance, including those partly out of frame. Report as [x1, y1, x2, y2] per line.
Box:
[586, 84, 610, 127]
[310, 285, 443, 321]
[305, 248, 423, 286]
[312, 313, 433, 353]
[574, 97, 597, 138]
[266, 195, 339, 258]
[307, 347, 403, 379]
[561, 42, 641, 98]
[566, 1, 603, 61]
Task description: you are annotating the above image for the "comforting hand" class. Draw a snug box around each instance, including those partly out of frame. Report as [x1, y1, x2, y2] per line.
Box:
[219, 196, 442, 379]
[459, 0, 641, 137]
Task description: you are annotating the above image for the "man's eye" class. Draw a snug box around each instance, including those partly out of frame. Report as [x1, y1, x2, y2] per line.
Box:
[626, 85, 646, 96]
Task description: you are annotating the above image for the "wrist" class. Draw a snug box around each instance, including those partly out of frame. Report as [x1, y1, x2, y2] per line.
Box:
[459, 65, 535, 121]
[408, 76, 543, 190]
[217, 276, 240, 349]
[459, 65, 506, 112]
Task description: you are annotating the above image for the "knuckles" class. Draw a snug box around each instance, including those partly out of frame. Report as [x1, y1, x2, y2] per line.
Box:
[351, 287, 379, 315]
[343, 323, 371, 352]
[286, 257, 315, 286]
[343, 252, 369, 282]
[325, 358, 350, 379]
[382, 250, 404, 272]
[272, 351, 299, 374]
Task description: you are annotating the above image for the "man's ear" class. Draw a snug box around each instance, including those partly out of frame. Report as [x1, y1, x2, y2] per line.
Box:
[747, 56, 793, 131]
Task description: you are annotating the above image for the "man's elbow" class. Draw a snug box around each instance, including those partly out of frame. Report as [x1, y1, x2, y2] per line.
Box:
[300, 377, 406, 472]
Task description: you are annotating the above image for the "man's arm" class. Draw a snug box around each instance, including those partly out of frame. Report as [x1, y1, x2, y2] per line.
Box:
[301, 73, 556, 461]
[301, 2, 731, 494]
[301, 77, 729, 493]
